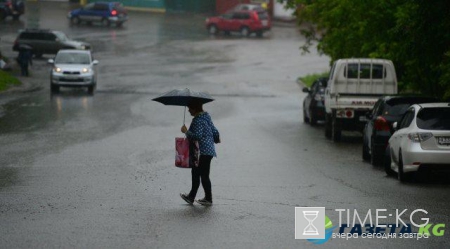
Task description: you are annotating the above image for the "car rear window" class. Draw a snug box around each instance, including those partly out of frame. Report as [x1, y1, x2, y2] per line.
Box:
[345, 63, 386, 79]
[383, 104, 411, 116]
[257, 11, 268, 20]
[384, 97, 438, 116]
[94, 3, 109, 11]
[416, 107, 450, 130]
[113, 3, 125, 12]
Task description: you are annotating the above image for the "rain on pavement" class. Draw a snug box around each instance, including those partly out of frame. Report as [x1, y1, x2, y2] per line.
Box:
[1, 2, 450, 248]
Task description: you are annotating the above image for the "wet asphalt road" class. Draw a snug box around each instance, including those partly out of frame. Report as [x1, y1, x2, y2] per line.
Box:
[1, 2, 450, 248]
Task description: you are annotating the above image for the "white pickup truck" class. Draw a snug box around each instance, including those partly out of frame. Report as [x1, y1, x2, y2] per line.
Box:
[324, 58, 398, 141]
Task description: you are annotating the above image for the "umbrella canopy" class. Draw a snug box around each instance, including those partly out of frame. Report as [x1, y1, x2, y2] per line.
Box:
[17, 44, 32, 50]
[152, 88, 214, 106]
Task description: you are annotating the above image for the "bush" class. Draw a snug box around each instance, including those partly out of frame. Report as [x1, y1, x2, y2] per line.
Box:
[298, 72, 329, 87]
[0, 70, 21, 92]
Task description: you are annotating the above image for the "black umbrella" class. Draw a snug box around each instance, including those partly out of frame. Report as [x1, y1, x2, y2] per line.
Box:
[152, 88, 214, 106]
[152, 88, 214, 124]
[17, 44, 32, 50]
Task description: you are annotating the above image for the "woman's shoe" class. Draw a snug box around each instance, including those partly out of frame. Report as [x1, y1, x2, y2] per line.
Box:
[180, 193, 194, 204]
[196, 198, 213, 206]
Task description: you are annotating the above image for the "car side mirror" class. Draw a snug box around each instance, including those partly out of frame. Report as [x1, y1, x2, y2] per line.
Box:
[92, 60, 99, 65]
[392, 122, 398, 131]
[48, 59, 54, 64]
[302, 87, 310, 93]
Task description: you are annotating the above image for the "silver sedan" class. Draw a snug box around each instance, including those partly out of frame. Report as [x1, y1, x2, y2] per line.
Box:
[48, 50, 99, 94]
[387, 103, 450, 181]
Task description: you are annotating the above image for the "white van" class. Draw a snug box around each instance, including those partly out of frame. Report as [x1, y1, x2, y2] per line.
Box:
[324, 58, 398, 141]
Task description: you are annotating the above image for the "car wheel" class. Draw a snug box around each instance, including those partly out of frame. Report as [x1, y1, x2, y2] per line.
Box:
[240, 26, 250, 37]
[101, 18, 110, 26]
[310, 112, 318, 126]
[12, 14, 20, 20]
[332, 116, 341, 142]
[51, 84, 59, 93]
[370, 141, 382, 166]
[303, 108, 310, 123]
[362, 143, 370, 162]
[208, 24, 218, 35]
[397, 151, 413, 182]
[325, 114, 332, 139]
[71, 16, 81, 25]
[384, 146, 395, 176]
[0, 10, 6, 20]
[88, 85, 95, 94]
[116, 22, 123, 27]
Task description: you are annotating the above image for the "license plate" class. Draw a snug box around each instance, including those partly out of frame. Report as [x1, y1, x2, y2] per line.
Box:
[359, 116, 368, 122]
[437, 137, 450, 145]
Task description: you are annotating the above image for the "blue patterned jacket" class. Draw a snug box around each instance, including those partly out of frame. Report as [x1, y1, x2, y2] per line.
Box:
[186, 112, 220, 157]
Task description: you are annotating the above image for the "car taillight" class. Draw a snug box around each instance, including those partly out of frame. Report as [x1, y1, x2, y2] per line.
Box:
[111, 10, 117, 16]
[374, 116, 390, 131]
[407, 133, 433, 143]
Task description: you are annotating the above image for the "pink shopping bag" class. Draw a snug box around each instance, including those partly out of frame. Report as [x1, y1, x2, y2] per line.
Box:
[175, 137, 190, 168]
[175, 137, 199, 168]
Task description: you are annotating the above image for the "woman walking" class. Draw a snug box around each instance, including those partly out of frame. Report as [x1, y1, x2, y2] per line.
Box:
[180, 101, 220, 206]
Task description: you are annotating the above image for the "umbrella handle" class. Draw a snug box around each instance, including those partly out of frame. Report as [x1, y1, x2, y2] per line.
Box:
[183, 106, 186, 125]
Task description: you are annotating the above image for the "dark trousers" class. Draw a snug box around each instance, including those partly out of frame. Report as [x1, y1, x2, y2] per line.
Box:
[20, 63, 28, 76]
[189, 155, 213, 201]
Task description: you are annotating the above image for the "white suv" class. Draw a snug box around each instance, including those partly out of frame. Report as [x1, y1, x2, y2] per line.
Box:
[387, 103, 450, 181]
[48, 50, 98, 93]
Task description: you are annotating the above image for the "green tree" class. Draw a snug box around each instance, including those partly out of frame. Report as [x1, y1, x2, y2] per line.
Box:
[285, 0, 450, 99]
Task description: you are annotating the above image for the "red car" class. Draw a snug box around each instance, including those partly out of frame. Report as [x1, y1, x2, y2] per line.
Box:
[206, 10, 271, 37]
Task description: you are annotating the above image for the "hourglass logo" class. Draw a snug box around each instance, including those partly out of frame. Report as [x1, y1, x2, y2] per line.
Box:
[295, 207, 325, 239]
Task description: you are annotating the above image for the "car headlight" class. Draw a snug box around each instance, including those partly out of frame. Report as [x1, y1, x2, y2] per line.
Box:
[53, 67, 61, 73]
[81, 68, 90, 73]
[80, 45, 86, 50]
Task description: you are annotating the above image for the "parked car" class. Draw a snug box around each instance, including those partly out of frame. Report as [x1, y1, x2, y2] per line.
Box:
[302, 77, 327, 125]
[48, 50, 98, 93]
[324, 58, 398, 142]
[68, 2, 128, 27]
[387, 103, 450, 182]
[205, 9, 271, 37]
[362, 96, 438, 165]
[0, 0, 24, 20]
[13, 29, 91, 58]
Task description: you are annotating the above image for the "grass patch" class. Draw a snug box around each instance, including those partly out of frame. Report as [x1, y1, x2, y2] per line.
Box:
[0, 70, 21, 92]
[298, 72, 329, 87]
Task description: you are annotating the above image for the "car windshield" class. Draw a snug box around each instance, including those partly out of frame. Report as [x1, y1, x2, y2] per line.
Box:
[55, 53, 91, 64]
[416, 107, 450, 130]
[54, 31, 68, 41]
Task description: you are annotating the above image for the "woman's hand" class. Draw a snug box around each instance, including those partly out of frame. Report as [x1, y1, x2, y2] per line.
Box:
[181, 125, 188, 133]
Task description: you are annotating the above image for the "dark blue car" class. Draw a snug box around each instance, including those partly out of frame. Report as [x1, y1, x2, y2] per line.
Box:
[68, 2, 128, 27]
[362, 95, 439, 166]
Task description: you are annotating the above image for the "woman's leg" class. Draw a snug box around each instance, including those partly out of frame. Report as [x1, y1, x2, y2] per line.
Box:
[199, 155, 213, 201]
[188, 166, 201, 199]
